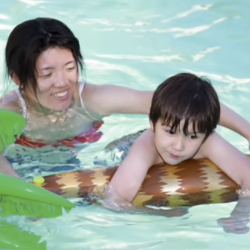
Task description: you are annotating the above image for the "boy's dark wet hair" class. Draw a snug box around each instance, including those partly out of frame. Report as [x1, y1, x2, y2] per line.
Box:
[149, 73, 220, 138]
[5, 17, 83, 93]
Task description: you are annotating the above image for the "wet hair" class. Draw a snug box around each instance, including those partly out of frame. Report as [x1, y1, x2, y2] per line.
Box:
[5, 17, 83, 93]
[149, 73, 220, 138]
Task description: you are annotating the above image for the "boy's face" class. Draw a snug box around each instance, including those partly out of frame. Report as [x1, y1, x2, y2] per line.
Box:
[150, 119, 206, 165]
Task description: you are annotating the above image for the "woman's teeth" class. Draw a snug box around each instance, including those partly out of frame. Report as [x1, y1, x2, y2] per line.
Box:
[54, 91, 67, 97]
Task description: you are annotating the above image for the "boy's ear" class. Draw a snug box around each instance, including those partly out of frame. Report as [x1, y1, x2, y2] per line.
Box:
[149, 119, 154, 131]
[11, 73, 21, 86]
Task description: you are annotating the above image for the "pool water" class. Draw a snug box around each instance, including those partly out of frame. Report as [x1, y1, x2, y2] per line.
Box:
[0, 0, 250, 249]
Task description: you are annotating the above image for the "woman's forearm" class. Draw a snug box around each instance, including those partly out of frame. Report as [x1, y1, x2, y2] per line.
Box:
[0, 155, 20, 178]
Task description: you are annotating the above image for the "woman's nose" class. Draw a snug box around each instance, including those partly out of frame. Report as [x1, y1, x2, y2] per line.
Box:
[54, 71, 68, 87]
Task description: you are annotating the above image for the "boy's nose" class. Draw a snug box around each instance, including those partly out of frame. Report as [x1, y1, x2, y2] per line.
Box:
[172, 137, 184, 151]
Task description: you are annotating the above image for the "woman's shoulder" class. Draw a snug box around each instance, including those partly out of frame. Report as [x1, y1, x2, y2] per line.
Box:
[0, 89, 23, 115]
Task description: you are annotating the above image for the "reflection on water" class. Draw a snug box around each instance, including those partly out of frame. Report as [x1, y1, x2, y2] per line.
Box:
[2, 202, 250, 250]
[0, 0, 250, 249]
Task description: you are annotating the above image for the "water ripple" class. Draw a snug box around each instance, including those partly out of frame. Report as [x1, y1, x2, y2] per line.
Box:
[0, 23, 14, 31]
[161, 4, 213, 23]
[79, 19, 150, 28]
[18, 0, 45, 6]
[95, 54, 184, 63]
[0, 14, 9, 20]
[86, 59, 145, 76]
[191, 46, 221, 62]
[147, 17, 227, 37]
[185, 71, 250, 86]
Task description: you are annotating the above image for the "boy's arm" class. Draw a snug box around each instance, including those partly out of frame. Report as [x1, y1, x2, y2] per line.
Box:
[199, 132, 250, 234]
[103, 129, 188, 217]
[199, 132, 250, 188]
[218, 196, 250, 234]
[107, 129, 158, 203]
[219, 103, 250, 145]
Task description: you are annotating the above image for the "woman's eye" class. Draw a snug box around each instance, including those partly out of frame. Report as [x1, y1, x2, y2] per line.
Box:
[40, 73, 52, 78]
[67, 67, 76, 71]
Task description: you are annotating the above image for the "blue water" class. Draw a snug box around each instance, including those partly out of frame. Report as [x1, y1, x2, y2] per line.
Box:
[0, 0, 250, 249]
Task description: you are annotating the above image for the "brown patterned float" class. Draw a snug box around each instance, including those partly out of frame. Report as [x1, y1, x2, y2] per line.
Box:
[40, 157, 242, 207]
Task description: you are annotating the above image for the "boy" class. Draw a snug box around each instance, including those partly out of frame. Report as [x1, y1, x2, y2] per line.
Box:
[106, 73, 250, 232]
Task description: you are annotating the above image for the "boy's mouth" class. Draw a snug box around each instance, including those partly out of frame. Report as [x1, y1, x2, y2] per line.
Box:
[169, 153, 180, 159]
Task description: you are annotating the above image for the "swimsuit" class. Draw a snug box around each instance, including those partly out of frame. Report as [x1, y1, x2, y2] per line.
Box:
[14, 82, 103, 148]
[15, 120, 103, 148]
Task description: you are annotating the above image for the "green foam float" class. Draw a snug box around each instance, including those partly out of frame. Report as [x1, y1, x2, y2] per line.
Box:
[0, 109, 75, 218]
[0, 109, 26, 152]
[0, 174, 76, 249]
[0, 173, 75, 218]
[0, 220, 46, 250]
[0, 109, 76, 249]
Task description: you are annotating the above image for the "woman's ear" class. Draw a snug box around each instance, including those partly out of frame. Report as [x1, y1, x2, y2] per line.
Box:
[11, 73, 21, 86]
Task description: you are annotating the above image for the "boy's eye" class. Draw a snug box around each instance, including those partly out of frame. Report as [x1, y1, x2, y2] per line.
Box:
[189, 134, 198, 139]
[166, 129, 175, 135]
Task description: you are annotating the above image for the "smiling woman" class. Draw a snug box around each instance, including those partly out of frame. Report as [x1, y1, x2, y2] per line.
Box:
[0, 17, 153, 177]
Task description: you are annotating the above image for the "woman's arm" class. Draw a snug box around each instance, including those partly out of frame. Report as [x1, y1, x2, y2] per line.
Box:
[82, 83, 153, 116]
[0, 154, 20, 177]
[83, 84, 250, 140]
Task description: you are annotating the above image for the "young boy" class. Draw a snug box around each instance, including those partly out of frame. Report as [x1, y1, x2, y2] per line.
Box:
[105, 73, 250, 232]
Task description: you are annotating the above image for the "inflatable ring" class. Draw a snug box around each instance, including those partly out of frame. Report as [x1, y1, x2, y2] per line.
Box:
[41, 157, 241, 207]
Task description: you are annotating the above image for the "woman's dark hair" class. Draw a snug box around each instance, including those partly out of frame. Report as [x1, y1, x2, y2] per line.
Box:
[5, 17, 83, 93]
[149, 73, 220, 138]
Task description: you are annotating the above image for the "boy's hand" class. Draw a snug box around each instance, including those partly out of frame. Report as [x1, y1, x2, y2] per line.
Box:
[217, 216, 250, 234]
[102, 190, 188, 217]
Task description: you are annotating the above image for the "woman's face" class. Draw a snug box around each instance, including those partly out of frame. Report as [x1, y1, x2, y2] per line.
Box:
[29, 47, 79, 111]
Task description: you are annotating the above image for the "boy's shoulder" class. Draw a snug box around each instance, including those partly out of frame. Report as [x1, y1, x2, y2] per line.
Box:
[195, 131, 221, 159]
[138, 129, 163, 165]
